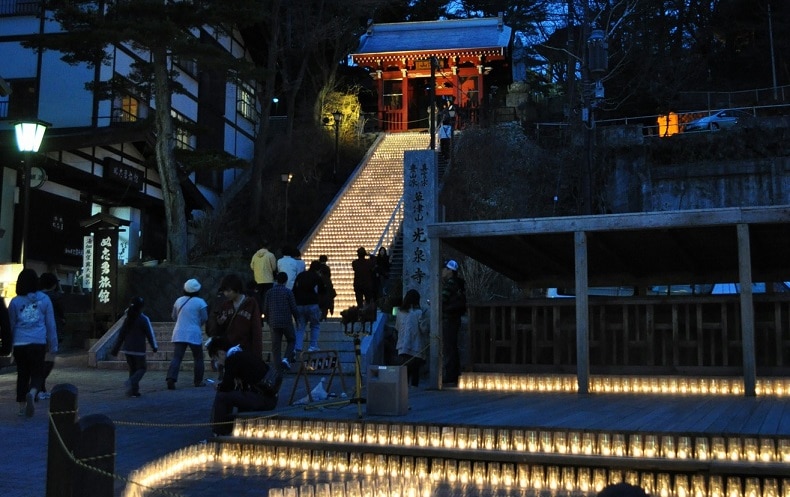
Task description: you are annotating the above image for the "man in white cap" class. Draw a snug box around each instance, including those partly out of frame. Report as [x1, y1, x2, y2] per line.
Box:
[441, 259, 466, 385]
[166, 278, 208, 389]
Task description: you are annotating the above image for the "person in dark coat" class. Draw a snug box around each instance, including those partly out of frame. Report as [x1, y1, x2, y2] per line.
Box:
[110, 297, 158, 397]
[375, 247, 392, 298]
[352, 247, 376, 308]
[441, 260, 466, 385]
[316, 255, 336, 320]
[208, 336, 279, 436]
[292, 260, 326, 355]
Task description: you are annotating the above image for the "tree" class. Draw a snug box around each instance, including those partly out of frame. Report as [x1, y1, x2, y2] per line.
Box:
[27, 0, 265, 264]
[245, 0, 389, 226]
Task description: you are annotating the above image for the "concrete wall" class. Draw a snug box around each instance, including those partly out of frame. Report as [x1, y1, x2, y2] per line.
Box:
[603, 123, 790, 214]
[118, 265, 249, 322]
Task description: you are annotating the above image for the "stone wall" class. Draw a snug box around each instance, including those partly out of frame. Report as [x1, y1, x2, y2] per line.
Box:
[118, 265, 249, 322]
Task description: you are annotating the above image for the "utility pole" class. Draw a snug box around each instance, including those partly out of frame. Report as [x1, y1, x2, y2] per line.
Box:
[430, 57, 437, 150]
[768, 2, 778, 100]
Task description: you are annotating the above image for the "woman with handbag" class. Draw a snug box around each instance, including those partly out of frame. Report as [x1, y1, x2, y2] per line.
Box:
[166, 278, 208, 390]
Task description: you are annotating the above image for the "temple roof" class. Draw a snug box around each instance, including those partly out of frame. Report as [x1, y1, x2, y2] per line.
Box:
[351, 17, 512, 64]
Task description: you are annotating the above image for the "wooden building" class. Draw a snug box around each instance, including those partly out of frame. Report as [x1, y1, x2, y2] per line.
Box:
[351, 15, 513, 131]
[427, 206, 790, 395]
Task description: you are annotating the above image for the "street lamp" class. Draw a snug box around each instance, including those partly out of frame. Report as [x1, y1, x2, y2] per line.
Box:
[281, 173, 293, 240]
[331, 110, 342, 179]
[14, 119, 49, 267]
[582, 29, 608, 215]
[447, 105, 457, 165]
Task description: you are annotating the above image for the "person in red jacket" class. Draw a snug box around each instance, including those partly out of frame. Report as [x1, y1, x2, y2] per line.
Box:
[212, 274, 263, 361]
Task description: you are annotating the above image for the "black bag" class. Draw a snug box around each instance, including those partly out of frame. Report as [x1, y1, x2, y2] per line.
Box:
[257, 363, 283, 395]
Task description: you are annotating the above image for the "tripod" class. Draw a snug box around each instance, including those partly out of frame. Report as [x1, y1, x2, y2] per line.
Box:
[349, 332, 366, 418]
[304, 318, 370, 417]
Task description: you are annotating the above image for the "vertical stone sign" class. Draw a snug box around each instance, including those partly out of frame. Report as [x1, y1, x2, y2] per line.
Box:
[402, 150, 436, 306]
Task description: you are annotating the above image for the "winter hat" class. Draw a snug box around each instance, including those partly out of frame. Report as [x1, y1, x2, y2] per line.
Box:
[184, 278, 201, 293]
[445, 260, 459, 271]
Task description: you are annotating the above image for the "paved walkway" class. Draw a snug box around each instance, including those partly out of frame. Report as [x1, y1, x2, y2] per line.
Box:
[2, 352, 790, 497]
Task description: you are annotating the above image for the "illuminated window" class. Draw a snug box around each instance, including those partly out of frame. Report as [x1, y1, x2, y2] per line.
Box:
[236, 82, 256, 122]
[113, 95, 139, 123]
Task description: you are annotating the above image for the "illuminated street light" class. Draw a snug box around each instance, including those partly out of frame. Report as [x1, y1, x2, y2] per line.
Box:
[14, 119, 49, 267]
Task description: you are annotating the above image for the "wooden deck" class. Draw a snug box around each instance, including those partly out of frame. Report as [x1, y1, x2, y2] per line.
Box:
[276, 378, 790, 437]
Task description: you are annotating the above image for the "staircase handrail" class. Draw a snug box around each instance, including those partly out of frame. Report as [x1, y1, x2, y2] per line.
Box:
[298, 132, 388, 252]
[374, 195, 404, 255]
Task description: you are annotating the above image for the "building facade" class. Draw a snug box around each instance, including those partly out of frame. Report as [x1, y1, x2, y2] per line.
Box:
[0, 1, 259, 282]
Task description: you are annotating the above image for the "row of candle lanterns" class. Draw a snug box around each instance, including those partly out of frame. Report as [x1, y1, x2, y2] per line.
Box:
[234, 418, 790, 463]
[123, 442, 790, 497]
[457, 374, 790, 397]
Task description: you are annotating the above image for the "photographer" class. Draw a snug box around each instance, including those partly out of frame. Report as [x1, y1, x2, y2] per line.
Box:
[208, 336, 280, 436]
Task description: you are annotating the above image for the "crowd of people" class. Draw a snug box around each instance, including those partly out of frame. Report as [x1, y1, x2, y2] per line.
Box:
[0, 243, 467, 434]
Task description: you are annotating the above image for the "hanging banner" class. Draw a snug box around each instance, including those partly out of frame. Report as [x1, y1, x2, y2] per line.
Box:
[92, 230, 118, 315]
[82, 235, 94, 291]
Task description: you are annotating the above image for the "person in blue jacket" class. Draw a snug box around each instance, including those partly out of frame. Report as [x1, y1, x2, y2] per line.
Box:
[8, 268, 58, 417]
[111, 296, 158, 397]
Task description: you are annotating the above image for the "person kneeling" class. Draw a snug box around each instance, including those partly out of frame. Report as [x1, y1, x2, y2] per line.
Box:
[209, 337, 280, 436]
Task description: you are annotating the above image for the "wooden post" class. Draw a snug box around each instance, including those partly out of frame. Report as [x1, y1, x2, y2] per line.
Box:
[47, 384, 80, 497]
[737, 223, 756, 396]
[72, 414, 115, 497]
[575, 231, 590, 394]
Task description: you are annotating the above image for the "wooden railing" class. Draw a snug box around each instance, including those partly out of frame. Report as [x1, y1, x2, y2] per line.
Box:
[379, 109, 406, 131]
[467, 295, 790, 376]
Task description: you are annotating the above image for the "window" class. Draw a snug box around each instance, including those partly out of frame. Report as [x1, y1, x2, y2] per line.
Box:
[382, 80, 403, 109]
[171, 110, 195, 150]
[0, 0, 40, 16]
[113, 95, 140, 123]
[173, 56, 197, 78]
[0, 79, 37, 119]
[0, 94, 8, 119]
[236, 81, 256, 122]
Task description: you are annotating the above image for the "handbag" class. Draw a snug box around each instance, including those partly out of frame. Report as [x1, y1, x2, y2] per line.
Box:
[257, 363, 283, 395]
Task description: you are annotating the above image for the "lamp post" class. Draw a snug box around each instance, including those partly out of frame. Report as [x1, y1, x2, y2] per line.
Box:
[447, 105, 456, 165]
[14, 120, 49, 267]
[583, 29, 608, 215]
[281, 173, 293, 240]
[332, 110, 342, 180]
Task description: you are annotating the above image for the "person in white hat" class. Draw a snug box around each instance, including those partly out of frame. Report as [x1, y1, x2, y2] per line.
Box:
[166, 278, 209, 389]
[441, 259, 466, 385]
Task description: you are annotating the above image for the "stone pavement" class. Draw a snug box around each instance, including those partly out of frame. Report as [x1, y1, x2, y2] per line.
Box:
[0, 350, 274, 497]
[3, 351, 790, 497]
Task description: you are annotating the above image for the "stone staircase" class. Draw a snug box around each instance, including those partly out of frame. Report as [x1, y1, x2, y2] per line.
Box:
[300, 132, 431, 312]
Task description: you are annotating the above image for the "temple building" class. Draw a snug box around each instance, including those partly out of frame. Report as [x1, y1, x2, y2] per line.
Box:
[351, 15, 514, 131]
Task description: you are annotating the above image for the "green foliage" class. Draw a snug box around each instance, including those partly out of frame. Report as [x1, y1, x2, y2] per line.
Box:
[175, 149, 250, 173]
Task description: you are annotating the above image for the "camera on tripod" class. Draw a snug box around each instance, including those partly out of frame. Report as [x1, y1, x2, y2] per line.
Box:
[340, 304, 377, 337]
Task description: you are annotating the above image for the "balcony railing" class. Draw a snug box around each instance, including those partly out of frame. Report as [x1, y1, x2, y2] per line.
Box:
[0, 0, 40, 16]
